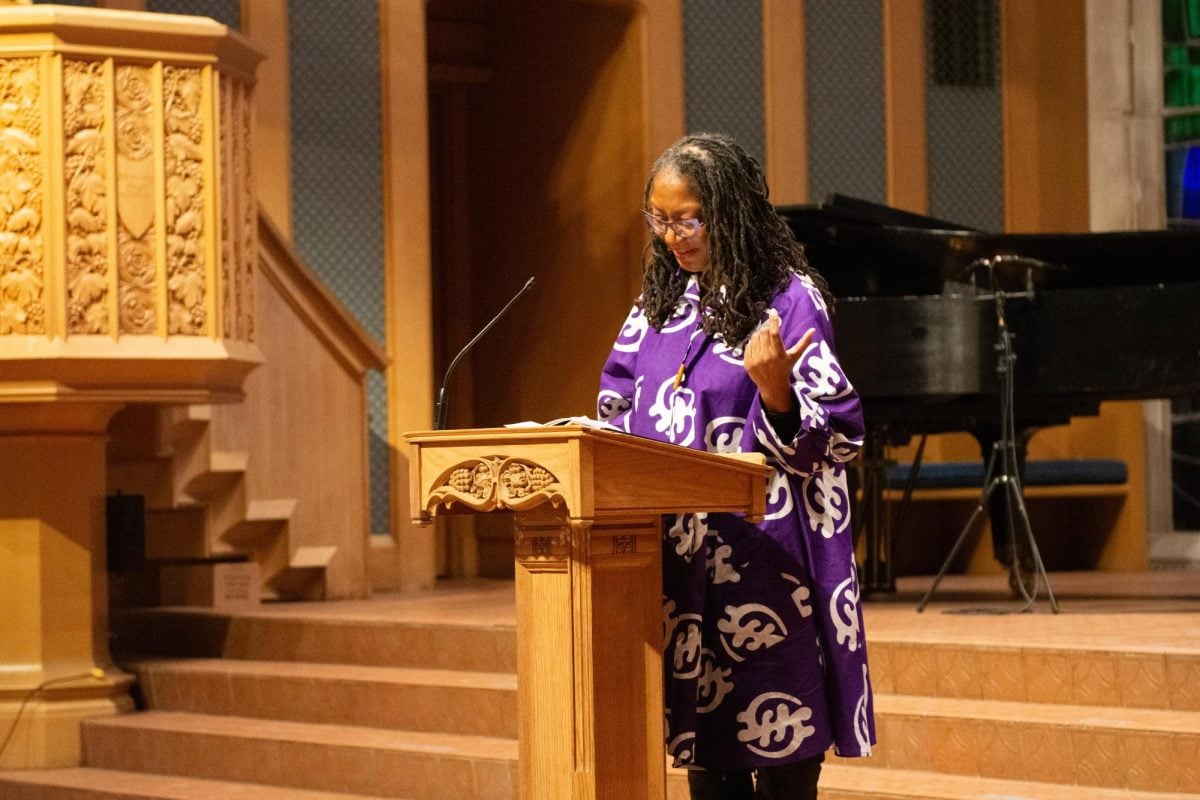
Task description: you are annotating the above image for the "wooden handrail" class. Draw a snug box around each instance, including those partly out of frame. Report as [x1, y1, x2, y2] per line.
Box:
[256, 209, 388, 377]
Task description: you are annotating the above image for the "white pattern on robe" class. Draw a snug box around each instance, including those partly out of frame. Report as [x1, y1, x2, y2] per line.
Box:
[598, 272, 876, 769]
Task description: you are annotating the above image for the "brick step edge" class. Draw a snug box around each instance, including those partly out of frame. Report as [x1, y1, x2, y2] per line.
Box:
[83, 710, 518, 761]
[815, 763, 1200, 800]
[130, 657, 517, 689]
[878, 692, 1200, 735]
[113, 609, 516, 671]
[130, 658, 518, 737]
[0, 767, 381, 800]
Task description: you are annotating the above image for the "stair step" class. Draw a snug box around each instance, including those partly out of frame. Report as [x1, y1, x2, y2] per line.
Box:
[246, 498, 297, 522]
[871, 638, 1200, 710]
[869, 693, 1200, 792]
[0, 767, 379, 800]
[816, 763, 1200, 800]
[289, 545, 338, 569]
[662, 763, 1200, 800]
[222, 499, 295, 548]
[133, 658, 517, 737]
[83, 711, 517, 800]
[113, 607, 517, 672]
[879, 692, 1200, 732]
[182, 450, 249, 498]
[159, 404, 212, 447]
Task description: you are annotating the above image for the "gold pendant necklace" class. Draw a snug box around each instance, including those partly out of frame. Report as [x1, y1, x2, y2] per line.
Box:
[674, 323, 700, 390]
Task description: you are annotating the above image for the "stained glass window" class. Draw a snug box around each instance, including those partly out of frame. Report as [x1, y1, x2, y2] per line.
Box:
[1164, 0, 1200, 222]
[1163, 0, 1200, 532]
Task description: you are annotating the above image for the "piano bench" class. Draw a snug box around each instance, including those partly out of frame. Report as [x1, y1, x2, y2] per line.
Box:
[884, 458, 1129, 501]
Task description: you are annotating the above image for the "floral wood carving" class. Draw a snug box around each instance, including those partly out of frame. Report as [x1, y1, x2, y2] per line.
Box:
[238, 80, 255, 342]
[163, 65, 206, 335]
[428, 456, 565, 516]
[0, 58, 45, 335]
[64, 60, 110, 334]
[115, 65, 157, 334]
[219, 74, 254, 342]
[218, 74, 232, 338]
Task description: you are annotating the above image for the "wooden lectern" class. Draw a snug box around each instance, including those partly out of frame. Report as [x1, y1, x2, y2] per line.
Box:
[405, 426, 769, 800]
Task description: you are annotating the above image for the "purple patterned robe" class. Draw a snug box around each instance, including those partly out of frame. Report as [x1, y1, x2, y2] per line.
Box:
[596, 272, 876, 770]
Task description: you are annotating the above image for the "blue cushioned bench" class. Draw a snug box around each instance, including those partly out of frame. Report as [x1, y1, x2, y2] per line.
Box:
[886, 458, 1128, 490]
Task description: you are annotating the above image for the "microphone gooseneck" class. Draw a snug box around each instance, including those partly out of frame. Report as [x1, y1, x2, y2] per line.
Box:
[434, 276, 536, 430]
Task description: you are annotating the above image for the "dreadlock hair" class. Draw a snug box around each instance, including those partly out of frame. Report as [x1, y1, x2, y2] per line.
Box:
[640, 132, 832, 346]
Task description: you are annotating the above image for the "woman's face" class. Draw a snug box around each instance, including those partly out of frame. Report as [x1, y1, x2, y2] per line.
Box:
[647, 168, 710, 274]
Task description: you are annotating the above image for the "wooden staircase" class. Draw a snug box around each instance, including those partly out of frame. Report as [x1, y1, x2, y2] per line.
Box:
[97, 210, 388, 607]
[1, 579, 1199, 799]
[106, 401, 315, 602]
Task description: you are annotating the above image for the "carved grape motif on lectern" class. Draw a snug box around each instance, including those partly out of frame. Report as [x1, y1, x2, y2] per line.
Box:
[448, 463, 494, 500]
[501, 463, 553, 498]
[429, 456, 564, 515]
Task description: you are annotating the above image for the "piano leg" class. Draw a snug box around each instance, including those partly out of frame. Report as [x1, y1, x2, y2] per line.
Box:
[855, 431, 896, 595]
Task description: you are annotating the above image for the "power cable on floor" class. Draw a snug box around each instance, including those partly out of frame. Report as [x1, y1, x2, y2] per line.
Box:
[0, 669, 107, 763]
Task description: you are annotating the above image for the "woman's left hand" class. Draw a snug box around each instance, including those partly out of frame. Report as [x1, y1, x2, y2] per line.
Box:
[744, 309, 814, 413]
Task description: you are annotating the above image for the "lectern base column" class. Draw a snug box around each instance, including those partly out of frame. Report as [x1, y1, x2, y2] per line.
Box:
[514, 508, 665, 800]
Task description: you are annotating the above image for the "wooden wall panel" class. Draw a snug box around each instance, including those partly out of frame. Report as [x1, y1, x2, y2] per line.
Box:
[883, 0, 927, 213]
[763, 0, 807, 205]
[640, 0, 686, 176]
[1001, 0, 1090, 233]
[379, 0, 437, 591]
[468, 2, 649, 429]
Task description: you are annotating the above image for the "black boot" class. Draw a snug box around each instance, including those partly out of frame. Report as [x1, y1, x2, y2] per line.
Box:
[687, 768, 755, 800]
[753, 754, 824, 800]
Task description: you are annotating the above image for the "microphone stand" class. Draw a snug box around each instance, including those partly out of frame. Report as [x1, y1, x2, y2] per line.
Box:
[434, 276, 536, 430]
[917, 257, 1059, 614]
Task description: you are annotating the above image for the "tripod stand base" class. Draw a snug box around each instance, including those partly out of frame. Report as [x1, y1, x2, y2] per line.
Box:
[1007, 559, 1037, 599]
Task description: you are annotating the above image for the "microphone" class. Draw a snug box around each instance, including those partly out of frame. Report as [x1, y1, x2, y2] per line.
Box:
[434, 276, 536, 430]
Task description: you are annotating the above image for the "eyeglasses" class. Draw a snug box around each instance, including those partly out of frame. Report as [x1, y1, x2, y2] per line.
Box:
[643, 210, 704, 239]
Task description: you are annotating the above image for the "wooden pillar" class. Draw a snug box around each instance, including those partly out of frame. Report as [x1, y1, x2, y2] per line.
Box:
[1001, 0, 1089, 233]
[0, 406, 135, 768]
[883, 0, 928, 213]
[242, 0, 293, 237]
[763, 0, 808, 205]
[379, 0, 436, 591]
[640, 0, 686, 169]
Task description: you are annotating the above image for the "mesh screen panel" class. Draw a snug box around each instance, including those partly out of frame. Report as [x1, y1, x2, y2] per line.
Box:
[804, 0, 886, 204]
[146, 0, 240, 28]
[683, 0, 764, 165]
[925, 0, 1003, 230]
[289, 0, 390, 535]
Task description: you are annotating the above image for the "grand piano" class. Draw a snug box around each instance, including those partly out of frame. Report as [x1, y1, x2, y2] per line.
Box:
[779, 196, 1200, 594]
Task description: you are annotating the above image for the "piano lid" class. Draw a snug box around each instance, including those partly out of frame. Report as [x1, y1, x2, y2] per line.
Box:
[779, 195, 1200, 298]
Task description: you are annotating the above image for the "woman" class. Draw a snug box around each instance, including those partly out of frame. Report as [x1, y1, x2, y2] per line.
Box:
[596, 133, 875, 799]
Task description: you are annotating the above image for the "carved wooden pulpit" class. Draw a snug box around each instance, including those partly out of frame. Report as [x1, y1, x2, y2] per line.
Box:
[405, 426, 769, 800]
